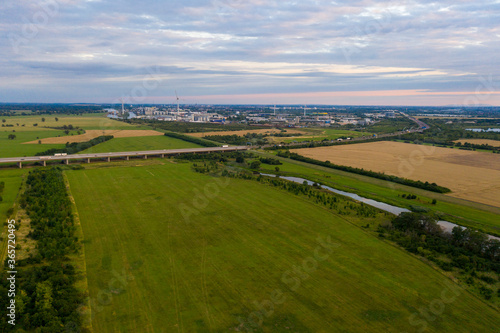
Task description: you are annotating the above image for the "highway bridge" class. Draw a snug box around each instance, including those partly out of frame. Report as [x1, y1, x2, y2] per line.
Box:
[0, 146, 250, 168]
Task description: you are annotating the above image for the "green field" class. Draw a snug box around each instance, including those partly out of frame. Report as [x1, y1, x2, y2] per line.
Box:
[66, 162, 499, 332]
[0, 113, 137, 131]
[0, 130, 72, 157]
[258, 151, 500, 235]
[281, 128, 372, 143]
[79, 135, 202, 153]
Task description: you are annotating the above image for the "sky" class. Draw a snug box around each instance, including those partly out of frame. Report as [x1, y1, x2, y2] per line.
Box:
[1, 0, 500, 106]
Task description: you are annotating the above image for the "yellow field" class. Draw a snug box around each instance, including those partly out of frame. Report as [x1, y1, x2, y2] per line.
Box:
[23, 130, 164, 144]
[188, 128, 307, 137]
[454, 139, 500, 147]
[293, 141, 500, 207]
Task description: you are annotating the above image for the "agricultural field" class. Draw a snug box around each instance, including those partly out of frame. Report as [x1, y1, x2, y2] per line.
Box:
[0, 114, 157, 157]
[187, 128, 308, 138]
[256, 152, 500, 235]
[0, 113, 136, 131]
[66, 162, 500, 332]
[278, 128, 372, 143]
[293, 141, 500, 207]
[0, 130, 70, 157]
[25, 129, 164, 144]
[454, 139, 500, 147]
[78, 135, 201, 153]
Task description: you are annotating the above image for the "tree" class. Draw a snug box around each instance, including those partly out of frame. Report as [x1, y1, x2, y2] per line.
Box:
[8, 134, 16, 140]
[1, 119, 5, 123]
[55, 117, 58, 122]
[275, 166, 280, 172]
[250, 160, 261, 169]
[41, 117, 45, 122]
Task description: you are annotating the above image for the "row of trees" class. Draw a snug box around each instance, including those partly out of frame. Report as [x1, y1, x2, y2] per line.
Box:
[382, 213, 499, 300]
[35, 135, 113, 156]
[277, 151, 451, 193]
[0, 168, 84, 331]
[163, 132, 220, 147]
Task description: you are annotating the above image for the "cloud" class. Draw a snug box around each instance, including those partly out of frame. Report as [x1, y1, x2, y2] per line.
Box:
[0, 0, 499, 104]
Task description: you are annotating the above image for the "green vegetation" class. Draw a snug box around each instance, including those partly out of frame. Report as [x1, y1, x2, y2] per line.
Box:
[0, 168, 84, 332]
[277, 151, 451, 193]
[204, 133, 269, 145]
[280, 128, 372, 143]
[80, 135, 202, 153]
[255, 151, 500, 235]
[35, 135, 114, 156]
[163, 132, 220, 147]
[127, 118, 266, 133]
[65, 162, 500, 332]
[0, 130, 71, 157]
[381, 212, 499, 304]
[367, 117, 416, 133]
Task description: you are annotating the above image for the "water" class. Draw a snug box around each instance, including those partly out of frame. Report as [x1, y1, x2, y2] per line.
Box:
[261, 173, 499, 240]
[465, 128, 500, 133]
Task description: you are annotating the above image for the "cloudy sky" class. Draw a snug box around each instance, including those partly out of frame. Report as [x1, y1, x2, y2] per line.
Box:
[1, 0, 500, 105]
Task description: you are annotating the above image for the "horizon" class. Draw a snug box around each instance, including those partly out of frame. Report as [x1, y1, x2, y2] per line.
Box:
[1, 1, 499, 105]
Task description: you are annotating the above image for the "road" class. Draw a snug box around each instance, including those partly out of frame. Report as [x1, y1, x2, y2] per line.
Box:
[0, 146, 249, 167]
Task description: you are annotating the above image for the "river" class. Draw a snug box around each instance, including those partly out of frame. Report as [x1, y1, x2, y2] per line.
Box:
[261, 173, 499, 241]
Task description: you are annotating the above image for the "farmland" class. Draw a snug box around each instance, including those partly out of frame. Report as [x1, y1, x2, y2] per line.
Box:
[66, 162, 500, 332]
[0, 113, 137, 131]
[187, 128, 308, 138]
[454, 139, 500, 147]
[78, 135, 202, 153]
[292, 141, 500, 207]
[24, 129, 164, 144]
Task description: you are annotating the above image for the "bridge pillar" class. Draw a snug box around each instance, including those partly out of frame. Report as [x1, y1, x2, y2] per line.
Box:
[161, 154, 165, 158]
[86, 158, 90, 163]
[126, 156, 130, 160]
[64, 159, 69, 165]
[143, 155, 148, 159]
[42, 161, 46, 167]
[106, 157, 111, 162]
[18, 162, 22, 169]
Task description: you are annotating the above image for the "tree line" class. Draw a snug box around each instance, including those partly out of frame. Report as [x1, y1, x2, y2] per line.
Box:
[163, 132, 220, 147]
[277, 151, 451, 193]
[0, 168, 85, 332]
[381, 212, 499, 300]
[35, 135, 114, 156]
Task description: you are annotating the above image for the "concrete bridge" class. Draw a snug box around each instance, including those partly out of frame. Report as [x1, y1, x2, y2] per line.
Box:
[0, 146, 250, 168]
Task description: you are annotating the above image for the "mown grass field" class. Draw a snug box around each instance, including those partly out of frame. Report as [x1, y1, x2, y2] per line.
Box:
[0, 169, 27, 264]
[0, 114, 151, 157]
[79, 135, 202, 153]
[0, 113, 137, 131]
[259, 151, 500, 235]
[66, 162, 499, 332]
[280, 128, 372, 143]
[0, 130, 70, 157]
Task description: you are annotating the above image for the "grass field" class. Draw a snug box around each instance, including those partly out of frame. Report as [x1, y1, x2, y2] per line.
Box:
[25, 129, 164, 144]
[79, 135, 202, 153]
[280, 128, 372, 143]
[66, 162, 500, 332]
[188, 128, 308, 138]
[0, 130, 70, 157]
[0, 113, 137, 132]
[258, 151, 500, 235]
[293, 141, 500, 207]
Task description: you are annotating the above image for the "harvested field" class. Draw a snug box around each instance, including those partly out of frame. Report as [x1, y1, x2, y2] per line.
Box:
[188, 128, 307, 137]
[454, 139, 500, 147]
[293, 141, 500, 207]
[23, 129, 164, 144]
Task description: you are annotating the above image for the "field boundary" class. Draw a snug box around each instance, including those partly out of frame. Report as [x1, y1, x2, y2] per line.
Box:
[63, 172, 93, 332]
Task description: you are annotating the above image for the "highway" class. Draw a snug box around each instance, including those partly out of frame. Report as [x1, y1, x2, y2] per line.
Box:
[0, 146, 249, 168]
